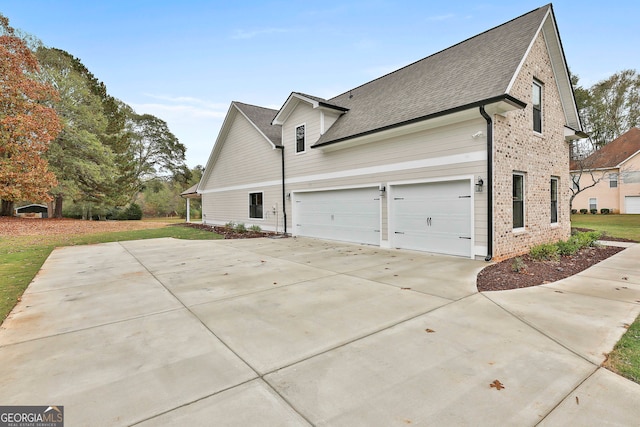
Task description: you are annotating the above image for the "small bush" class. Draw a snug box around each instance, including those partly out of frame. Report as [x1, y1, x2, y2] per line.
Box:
[224, 221, 235, 230]
[529, 243, 559, 261]
[590, 208, 598, 214]
[249, 224, 262, 232]
[573, 231, 602, 248]
[511, 257, 527, 273]
[234, 222, 247, 233]
[600, 208, 610, 214]
[557, 239, 580, 256]
[580, 209, 588, 214]
[115, 203, 142, 220]
[571, 209, 578, 214]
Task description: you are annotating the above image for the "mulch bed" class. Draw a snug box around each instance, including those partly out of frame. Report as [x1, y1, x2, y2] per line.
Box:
[179, 222, 284, 239]
[476, 245, 626, 292]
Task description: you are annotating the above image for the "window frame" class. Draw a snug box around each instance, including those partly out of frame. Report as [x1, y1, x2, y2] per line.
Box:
[589, 198, 597, 211]
[249, 191, 264, 220]
[550, 176, 559, 224]
[295, 124, 306, 154]
[609, 173, 618, 188]
[513, 172, 526, 231]
[532, 80, 543, 134]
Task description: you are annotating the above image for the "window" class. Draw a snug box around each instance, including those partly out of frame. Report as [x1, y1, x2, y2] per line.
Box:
[295, 124, 305, 153]
[609, 173, 618, 188]
[249, 192, 263, 219]
[532, 81, 542, 133]
[589, 198, 597, 211]
[513, 173, 525, 229]
[571, 174, 579, 190]
[550, 177, 558, 223]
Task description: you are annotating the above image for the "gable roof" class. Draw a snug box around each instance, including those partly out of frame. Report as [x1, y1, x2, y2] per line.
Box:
[304, 3, 579, 147]
[272, 92, 348, 125]
[234, 102, 282, 147]
[571, 128, 640, 170]
[197, 101, 281, 193]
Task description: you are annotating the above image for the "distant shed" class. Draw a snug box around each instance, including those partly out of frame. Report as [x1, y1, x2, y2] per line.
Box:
[15, 204, 48, 218]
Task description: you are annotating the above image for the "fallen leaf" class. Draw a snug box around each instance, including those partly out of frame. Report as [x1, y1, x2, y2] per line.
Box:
[488, 361, 495, 365]
[554, 290, 564, 293]
[223, 273, 229, 276]
[425, 329, 436, 333]
[622, 277, 628, 280]
[575, 396, 579, 405]
[623, 324, 630, 329]
[489, 380, 505, 390]
[273, 282, 277, 285]
[401, 287, 411, 290]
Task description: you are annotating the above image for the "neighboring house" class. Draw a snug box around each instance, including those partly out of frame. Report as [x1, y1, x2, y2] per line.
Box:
[571, 127, 640, 214]
[198, 4, 584, 261]
[15, 204, 48, 218]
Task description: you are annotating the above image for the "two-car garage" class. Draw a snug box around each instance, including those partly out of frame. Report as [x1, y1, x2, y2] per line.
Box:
[293, 180, 473, 257]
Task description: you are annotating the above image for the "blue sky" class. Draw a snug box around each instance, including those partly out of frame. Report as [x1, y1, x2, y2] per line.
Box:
[2, 1, 638, 167]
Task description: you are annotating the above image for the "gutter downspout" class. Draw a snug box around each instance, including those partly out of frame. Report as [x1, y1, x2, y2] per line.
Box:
[277, 146, 287, 234]
[479, 105, 493, 262]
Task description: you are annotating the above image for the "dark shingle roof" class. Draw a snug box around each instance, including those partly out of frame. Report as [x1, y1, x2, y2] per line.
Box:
[314, 4, 551, 146]
[234, 101, 282, 146]
[572, 128, 640, 170]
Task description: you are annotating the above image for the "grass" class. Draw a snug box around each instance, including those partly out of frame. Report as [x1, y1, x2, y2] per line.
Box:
[604, 316, 640, 384]
[571, 214, 640, 384]
[570, 213, 640, 241]
[0, 224, 221, 322]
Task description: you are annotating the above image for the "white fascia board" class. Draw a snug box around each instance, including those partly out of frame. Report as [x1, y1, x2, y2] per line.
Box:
[272, 93, 318, 125]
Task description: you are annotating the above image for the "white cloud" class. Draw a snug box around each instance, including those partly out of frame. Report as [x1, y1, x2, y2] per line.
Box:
[426, 13, 455, 22]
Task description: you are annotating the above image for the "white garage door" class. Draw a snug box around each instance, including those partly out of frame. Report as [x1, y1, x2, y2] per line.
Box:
[294, 187, 380, 245]
[625, 196, 640, 214]
[391, 180, 472, 257]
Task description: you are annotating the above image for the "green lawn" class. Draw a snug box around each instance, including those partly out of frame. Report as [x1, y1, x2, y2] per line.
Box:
[571, 214, 640, 384]
[0, 225, 221, 322]
[571, 213, 640, 242]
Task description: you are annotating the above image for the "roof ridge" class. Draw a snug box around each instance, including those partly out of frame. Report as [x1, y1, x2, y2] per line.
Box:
[233, 100, 279, 113]
[328, 4, 551, 102]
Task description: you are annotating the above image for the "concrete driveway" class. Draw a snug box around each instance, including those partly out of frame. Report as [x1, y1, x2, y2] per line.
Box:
[1, 237, 639, 426]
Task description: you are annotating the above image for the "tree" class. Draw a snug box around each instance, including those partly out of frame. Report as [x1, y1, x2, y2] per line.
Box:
[0, 14, 61, 215]
[125, 111, 188, 200]
[578, 69, 640, 148]
[35, 47, 119, 217]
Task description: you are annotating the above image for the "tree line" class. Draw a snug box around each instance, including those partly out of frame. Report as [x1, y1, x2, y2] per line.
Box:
[0, 13, 198, 218]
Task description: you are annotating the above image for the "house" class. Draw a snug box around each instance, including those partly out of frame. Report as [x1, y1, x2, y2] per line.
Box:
[198, 4, 584, 261]
[571, 127, 640, 214]
[15, 204, 48, 218]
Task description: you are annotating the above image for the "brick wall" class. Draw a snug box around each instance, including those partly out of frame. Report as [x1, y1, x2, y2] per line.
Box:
[492, 31, 571, 260]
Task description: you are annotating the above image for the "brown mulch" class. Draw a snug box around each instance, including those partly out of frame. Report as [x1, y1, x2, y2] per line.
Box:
[0, 217, 170, 237]
[180, 222, 283, 239]
[477, 245, 626, 292]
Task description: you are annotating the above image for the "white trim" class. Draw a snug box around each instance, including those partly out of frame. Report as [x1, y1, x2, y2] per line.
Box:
[295, 123, 306, 154]
[513, 172, 526, 230]
[248, 190, 265, 220]
[550, 176, 559, 224]
[200, 150, 487, 194]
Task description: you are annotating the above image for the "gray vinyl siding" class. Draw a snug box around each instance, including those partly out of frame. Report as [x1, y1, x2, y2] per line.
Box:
[202, 185, 283, 231]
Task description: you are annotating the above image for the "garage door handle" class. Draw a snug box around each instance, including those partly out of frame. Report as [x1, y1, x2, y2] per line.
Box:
[459, 195, 471, 198]
[395, 231, 405, 234]
[394, 197, 404, 200]
[459, 237, 471, 239]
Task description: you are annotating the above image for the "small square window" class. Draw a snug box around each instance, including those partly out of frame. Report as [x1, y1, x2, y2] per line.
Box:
[533, 81, 542, 133]
[249, 192, 263, 219]
[296, 125, 305, 153]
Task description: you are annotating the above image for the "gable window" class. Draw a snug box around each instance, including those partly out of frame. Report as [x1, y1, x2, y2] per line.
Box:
[609, 173, 618, 188]
[513, 173, 525, 229]
[532, 81, 542, 133]
[550, 177, 558, 224]
[249, 192, 263, 219]
[295, 124, 305, 153]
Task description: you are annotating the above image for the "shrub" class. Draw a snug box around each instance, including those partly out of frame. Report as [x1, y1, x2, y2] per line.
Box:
[571, 209, 578, 214]
[115, 203, 142, 220]
[529, 243, 559, 261]
[234, 222, 247, 233]
[590, 208, 598, 214]
[511, 257, 527, 273]
[224, 221, 235, 230]
[249, 224, 262, 232]
[600, 208, 610, 214]
[573, 231, 602, 248]
[580, 209, 588, 214]
[557, 239, 580, 256]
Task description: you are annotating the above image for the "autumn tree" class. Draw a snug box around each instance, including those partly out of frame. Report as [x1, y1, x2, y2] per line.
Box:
[0, 14, 61, 216]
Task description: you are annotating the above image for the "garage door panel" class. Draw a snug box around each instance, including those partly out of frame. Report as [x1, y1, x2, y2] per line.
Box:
[295, 188, 380, 245]
[391, 181, 472, 257]
[625, 196, 640, 214]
